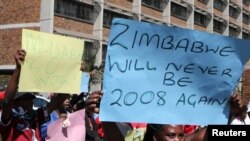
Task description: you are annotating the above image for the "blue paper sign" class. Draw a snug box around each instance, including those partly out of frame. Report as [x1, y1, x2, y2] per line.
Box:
[100, 18, 250, 125]
[80, 72, 90, 93]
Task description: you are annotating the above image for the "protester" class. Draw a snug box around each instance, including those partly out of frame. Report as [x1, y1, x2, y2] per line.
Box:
[86, 91, 185, 141]
[0, 49, 88, 141]
[86, 90, 248, 141]
[144, 124, 185, 141]
[229, 93, 250, 125]
[40, 93, 72, 141]
[43, 91, 100, 141]
[85, 112, 100, 141]
[1, 49, 247, 141]
[86, 91, 123, 141]
[185, 92, 248, 141]
[0, 49, 68, 141]
[46, 108, 86, 141]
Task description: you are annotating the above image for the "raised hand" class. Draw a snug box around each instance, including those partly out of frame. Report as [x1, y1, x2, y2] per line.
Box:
[14, 49, 26, 68]
[85, 91, 103, 113]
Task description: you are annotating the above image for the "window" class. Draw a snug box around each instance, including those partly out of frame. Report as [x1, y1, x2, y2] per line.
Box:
[243, 0, 250, 5]
[229, 6, 238, 18]
[142, 0, 163, 10]
[102, 44, 107, 67]
[171, 2, 187, 20]
[213, 19, 224, 33]
[214, 0, 225, 11]
[103, 10, 130, 27]
[242, 32, 250, 40]
[84, 42, 92, 61]
[243, 13, 250, 24]
[194, 12, 207, 27]
[55, 0, 93, 22]
[229, 26, 238, 37]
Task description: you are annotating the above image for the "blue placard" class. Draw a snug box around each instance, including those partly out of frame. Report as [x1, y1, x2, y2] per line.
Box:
[100, 18, 250, 125]
[80, 72, 90, 93]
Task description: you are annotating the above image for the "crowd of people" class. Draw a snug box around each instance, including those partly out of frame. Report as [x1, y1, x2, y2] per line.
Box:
[0, 49, 249, 141]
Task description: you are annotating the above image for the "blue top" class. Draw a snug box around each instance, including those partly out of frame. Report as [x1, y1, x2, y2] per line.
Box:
[40, 111, 59, 141]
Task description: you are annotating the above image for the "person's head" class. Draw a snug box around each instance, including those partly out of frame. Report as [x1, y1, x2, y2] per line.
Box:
[229, 93, 248, 120]
[145, 124, 185, 141]
[62, 96, 71, 110]
[13, 92, 35, 113]
[51, 93, 72, 113]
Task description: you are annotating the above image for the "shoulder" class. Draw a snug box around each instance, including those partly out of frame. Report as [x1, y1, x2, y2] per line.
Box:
[186, 127, 207, 141]
[230, 118, 245, 125]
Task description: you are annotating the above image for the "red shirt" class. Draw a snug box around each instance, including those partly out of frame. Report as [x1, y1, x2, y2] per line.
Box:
[95, 116, 104, 138]
[130, 123, 147, 129]
[184, 125, 197, 134]
[0, 108, 45, 141]
[0, 118, 40, 141]
[0, 91, 4, 100]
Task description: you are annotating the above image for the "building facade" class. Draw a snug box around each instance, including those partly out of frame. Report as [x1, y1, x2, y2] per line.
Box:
[0, 0, 250, 102]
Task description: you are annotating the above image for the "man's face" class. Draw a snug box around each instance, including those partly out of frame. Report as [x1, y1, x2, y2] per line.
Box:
[154, 125, 185, 141]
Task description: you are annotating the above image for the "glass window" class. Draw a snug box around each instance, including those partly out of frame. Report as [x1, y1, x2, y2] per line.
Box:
[243, 32, 250, 40]
[243, 13, 250, 24]
[142, 0, 163, 10]
[229, 6, 238, 18]
[103, 10, 130, 27]
[55, 0, 93, 22]
[84, 42, 92, 61]
[214, 0, 225, 11]
[229, 26, 238, 37]
[194, 12, 206, 27]
[213, 19, 223, 33]
[171, 2, 187, 20]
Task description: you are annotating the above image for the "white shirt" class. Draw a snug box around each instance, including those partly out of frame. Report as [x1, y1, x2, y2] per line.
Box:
[230, 114, 250, 125]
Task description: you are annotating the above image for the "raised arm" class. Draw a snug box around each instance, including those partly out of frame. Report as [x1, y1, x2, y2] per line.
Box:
[1, 49, 26, 123]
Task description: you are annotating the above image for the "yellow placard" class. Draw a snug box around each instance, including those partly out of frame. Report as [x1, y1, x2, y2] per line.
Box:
[19, 29, 84, 93]
[125, 128, 146, 141]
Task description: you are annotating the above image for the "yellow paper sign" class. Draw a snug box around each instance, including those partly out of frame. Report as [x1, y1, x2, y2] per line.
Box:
[125, 128, 146, 141]
[19, 29, 84, 93]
